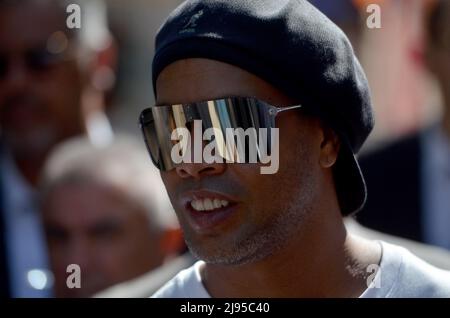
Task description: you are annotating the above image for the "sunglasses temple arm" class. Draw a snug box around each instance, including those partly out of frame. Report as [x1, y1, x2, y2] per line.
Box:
[274, 104, 303, 115]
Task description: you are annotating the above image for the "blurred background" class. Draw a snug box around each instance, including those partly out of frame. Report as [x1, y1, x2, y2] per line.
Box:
[108, 0, 444, 145]
[103, 0, 442, 147]
[1, 0, 449, 297]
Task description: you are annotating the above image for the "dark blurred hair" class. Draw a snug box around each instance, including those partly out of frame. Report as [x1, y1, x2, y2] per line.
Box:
[426, 0, 450, 48]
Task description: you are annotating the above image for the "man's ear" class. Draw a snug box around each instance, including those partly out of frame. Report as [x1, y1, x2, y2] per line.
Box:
[90, 38, 117, 94]
[319, 125, 341, 168]
[81, 38, 117, 119]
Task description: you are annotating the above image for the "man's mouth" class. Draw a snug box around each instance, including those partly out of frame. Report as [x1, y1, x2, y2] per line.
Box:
[181, 190, 239, 232]
[189, 197, 229, 212]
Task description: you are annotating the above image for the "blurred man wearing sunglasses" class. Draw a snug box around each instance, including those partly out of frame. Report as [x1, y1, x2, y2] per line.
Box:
[144, 0, 450, 298]
[0, 0, 114, 297]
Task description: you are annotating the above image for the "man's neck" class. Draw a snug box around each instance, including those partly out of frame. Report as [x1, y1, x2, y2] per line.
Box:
[201, 210, 381, 298]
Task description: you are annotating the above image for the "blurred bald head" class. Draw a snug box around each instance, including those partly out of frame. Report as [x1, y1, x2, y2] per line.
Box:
[40, 136, 182, 297]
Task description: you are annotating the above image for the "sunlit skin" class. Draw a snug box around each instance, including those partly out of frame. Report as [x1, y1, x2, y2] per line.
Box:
[156, 58, 381, 297]
[42, 182, 166, 298]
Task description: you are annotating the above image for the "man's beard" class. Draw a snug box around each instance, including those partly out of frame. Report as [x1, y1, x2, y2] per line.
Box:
[184, 199, 314, 266]
[183, 163, 316, 266]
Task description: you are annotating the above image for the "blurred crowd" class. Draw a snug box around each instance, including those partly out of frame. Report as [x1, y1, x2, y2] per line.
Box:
[0, 0, 449, 297]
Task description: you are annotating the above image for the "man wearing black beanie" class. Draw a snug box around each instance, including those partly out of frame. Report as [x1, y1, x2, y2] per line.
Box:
[140, 0, 450, 297]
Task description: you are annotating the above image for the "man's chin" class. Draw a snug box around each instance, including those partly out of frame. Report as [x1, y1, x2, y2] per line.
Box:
[185, 237, 269, 266]
[4, 129, 59, 159]
[185, 237, 237, 265]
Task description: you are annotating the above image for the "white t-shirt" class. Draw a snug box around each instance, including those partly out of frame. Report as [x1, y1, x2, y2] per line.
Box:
[151, 241, 450, 298]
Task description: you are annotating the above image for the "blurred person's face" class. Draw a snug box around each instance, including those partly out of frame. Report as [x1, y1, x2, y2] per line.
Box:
[42, 182, 165, 298]
[155, 58, 337, 266]
[0, 2, 86, 160]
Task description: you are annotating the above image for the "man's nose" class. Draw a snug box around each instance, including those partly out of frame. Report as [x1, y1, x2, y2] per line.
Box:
[66, 238, 91, 270]
[175, 160, 226, 179]
[175, 120, 226, 179]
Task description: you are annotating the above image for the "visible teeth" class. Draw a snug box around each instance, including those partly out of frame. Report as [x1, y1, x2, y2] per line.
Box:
[204, 198, 214, 210]
[196, 200, 205, 211]
[190, 198, 230, 212]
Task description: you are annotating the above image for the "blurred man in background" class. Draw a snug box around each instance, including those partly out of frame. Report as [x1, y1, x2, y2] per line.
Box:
[306, 0, 450, 271]
[0, 0, 115, 297]
[39, 136, 183, 297]
[358, 0, 450, 249]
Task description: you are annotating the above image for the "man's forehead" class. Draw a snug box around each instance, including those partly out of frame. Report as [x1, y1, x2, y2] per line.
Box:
[155, 58, 295, 106]
[0, 2, 67, 51]
[44, 183, 135, 223]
